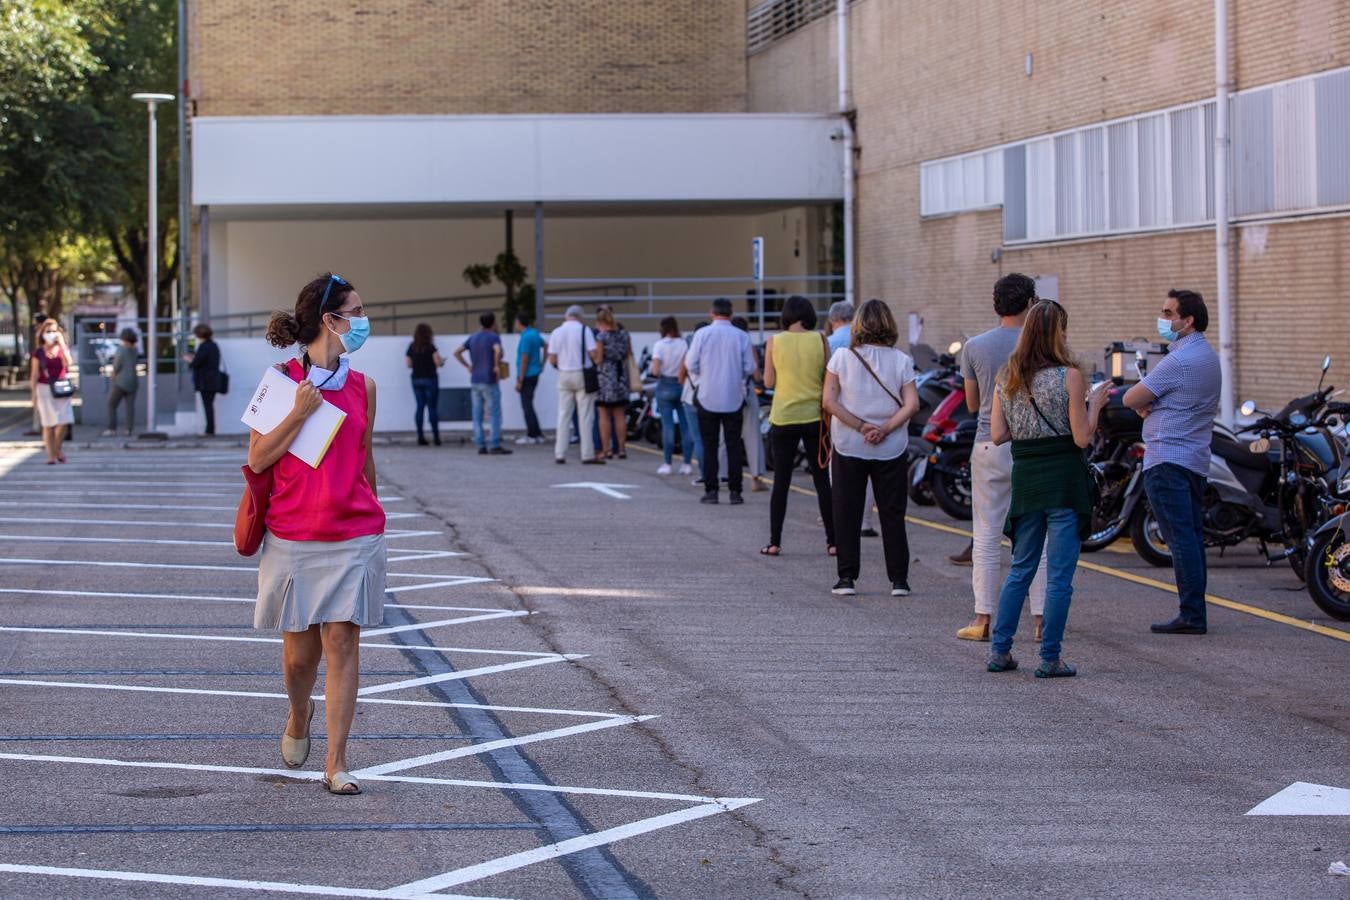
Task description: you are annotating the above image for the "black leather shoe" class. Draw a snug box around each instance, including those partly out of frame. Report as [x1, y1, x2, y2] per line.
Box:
[728, 492, 744, 505]
[1150, 617, 1207, 635]
[700, 492, 719, 505]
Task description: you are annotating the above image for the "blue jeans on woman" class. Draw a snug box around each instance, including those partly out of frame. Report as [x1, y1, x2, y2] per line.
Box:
[411, 377, 439, 440]
[682, 401, 704, 477]
[656, 377, 693, 465]
[992, 507, 1080, 662]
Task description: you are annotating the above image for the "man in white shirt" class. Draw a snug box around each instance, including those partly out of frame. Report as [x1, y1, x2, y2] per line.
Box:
[685, 298, 757, 504]
[546, 305, 605, 464]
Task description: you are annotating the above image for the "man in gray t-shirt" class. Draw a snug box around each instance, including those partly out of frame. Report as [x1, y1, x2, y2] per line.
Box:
[955, 273, 1048, 643]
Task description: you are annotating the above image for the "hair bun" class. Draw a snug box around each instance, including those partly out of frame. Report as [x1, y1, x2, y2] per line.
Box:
[265, 311, 301, 348]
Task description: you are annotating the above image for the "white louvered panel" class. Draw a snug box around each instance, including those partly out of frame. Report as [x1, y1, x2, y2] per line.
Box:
[1054, 133, 1081, 236]
[1137, 114, 1169, 228]
[1170, 105, 1207, 224]
[1108, 120, 1138, 231]
[1082, 127, 1107, 232]
[1232, 88, 1274, 216]
[1271, 79, 1318, 212]
[983, 149, 1004, 206]
[1026, 138, 1056, 240]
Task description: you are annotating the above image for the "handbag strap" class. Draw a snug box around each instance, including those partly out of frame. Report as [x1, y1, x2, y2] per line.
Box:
[848, 347, 902, 408]
[1024, 370, 1069, 436]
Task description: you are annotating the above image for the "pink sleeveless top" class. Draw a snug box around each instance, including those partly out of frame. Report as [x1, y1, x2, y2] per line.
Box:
[265, 359, 385, 542]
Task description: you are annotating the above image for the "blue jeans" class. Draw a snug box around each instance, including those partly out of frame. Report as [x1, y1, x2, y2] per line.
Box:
[682, 402, 704, 477]
[1143, 463, 1208, 627]
[410, 377, 439, 438]
[992, 507, 1080, 661]
[470, 382, 502, 449]
[656, 378, 692, 465]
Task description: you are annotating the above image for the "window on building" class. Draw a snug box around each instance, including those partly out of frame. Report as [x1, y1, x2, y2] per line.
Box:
[919, 65, 1350, 244]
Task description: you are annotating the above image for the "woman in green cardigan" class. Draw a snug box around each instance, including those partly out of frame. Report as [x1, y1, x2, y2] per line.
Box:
[986, 300, 1108, 677]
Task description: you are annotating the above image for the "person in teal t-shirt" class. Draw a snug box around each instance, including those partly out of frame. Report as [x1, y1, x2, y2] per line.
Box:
[514, 312, 546, 443]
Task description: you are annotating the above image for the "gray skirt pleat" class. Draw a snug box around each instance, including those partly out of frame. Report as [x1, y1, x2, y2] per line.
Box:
[254, 532, 387, 632]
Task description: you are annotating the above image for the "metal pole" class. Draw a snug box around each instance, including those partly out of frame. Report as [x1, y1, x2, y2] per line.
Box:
[176, 0, 190, 321]
[146, 101, 159, 433]
[1214, 0, 1235, 428]
[837, 0, 855, 307]
[533, 202, 545, 327]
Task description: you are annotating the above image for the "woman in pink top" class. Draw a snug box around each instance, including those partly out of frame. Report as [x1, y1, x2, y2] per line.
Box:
[248, 273, 384, 795]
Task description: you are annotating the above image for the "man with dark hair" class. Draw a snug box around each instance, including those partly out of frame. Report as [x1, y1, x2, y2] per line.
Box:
[686, 297, 757, 504]
[455, 310, 511, 455]
[956, 273, 1048, 642]
[514, 312, 546, 444]
[1124, 288, 1221, 634]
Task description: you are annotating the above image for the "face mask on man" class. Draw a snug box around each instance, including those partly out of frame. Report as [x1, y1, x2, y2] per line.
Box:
[1157, 317, 1180, 342]
[328, 313, 371, 354]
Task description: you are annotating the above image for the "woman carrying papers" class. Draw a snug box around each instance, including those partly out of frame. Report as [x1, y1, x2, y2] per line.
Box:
[247, 272, 385, 796]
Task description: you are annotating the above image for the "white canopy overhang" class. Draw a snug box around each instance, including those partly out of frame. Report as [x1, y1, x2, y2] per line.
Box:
[192, 113, 845, 214]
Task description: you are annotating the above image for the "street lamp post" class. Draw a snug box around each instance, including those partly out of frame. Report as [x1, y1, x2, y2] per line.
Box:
[132, 92, 174, 437]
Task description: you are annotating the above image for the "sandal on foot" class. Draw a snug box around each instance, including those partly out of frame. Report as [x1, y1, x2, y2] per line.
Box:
[1034, 659, 1077, 678]
[987, 652, 1019, 673]
[281, 700, 315, 769]
[323, 771, 362, 795]
[760, 544, 781, 556]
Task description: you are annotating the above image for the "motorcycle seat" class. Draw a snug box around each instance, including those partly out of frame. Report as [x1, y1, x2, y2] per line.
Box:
[1211, 433, 1269, 472]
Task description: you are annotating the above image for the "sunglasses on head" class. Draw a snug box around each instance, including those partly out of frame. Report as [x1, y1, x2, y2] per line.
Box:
[318, 274, 349, 315]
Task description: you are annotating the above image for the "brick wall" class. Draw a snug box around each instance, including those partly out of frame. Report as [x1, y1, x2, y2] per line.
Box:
[189, 1, 748, 116]
[748, 0, 1350, 406]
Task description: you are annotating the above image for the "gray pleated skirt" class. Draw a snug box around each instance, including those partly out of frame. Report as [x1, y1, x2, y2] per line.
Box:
[254, 532, 387, 632]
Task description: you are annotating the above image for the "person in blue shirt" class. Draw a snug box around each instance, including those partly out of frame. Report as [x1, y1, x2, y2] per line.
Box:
[514, 312, 546, 444]
[454, 311, 512, 455]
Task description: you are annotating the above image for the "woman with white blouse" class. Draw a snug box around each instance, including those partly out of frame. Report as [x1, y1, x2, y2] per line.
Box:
[822, 299, 921, 597]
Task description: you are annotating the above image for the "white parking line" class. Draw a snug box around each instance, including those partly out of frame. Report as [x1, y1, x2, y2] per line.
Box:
[357, 655, 587, 696]
[0, 588, 497, 614]
[354, 714, 654, 776]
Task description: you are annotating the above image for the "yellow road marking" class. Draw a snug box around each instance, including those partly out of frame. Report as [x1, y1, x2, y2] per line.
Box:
[626, 441, 1350, 643]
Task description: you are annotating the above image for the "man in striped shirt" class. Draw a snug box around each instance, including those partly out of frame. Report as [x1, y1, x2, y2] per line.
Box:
[1124, 289, 1222, 635]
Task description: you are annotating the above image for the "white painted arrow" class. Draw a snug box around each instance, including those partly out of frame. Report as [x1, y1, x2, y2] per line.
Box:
[554, 482, 637, 500]
[1246, 782, 1350, 815]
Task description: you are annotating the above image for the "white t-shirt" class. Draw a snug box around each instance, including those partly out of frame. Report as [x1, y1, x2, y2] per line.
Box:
[826, 345, 916, 460]
[650, 336, 687, 378]
[546, 320, 596, 372]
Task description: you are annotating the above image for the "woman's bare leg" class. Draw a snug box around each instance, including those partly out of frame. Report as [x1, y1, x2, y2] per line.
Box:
[612, 408, 627, 455]
[597, 407, 614, 458]
[42, 427, 56, 462]
[282, 627, 322, 738]
[320, 622, 361, 776]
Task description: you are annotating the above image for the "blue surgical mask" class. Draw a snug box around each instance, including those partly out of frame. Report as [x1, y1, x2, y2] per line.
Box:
[329, 313, 370, 354]
[1157, 317, 1179, 342]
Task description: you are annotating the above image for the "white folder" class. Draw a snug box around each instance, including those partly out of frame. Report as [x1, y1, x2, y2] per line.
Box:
[240, 366, 346, 468]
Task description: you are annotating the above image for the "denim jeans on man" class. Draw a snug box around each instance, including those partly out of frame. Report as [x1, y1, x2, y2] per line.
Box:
[992, 507, 1080, 662]
[519, 375, 542, 438]
[470, 382, 502, 450]
[1143, 463, 1208, 628]
[656, 376, 693, 465]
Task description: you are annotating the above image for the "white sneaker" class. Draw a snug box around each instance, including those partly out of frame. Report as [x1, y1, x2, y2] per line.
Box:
[514, 435, 532, 445]
[678, 463, 692, 476]
[657, 464, 672, 475]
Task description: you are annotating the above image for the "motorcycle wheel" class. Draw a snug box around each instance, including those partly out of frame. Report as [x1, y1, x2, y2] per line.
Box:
[1128, 502, 1173, 568]
[909, 479, 936, 506]
[1304, 527, 1350, 620]
[1080, 519, 1126, 553]
[929, 451, 973, 521]
[643, 419, 662, 447]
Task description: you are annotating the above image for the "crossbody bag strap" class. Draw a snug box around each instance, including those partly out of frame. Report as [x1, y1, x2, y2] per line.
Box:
[848, 347, 902, 408]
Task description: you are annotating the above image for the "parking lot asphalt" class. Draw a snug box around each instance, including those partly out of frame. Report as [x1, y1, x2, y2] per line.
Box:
[0, 430, 1346, 899]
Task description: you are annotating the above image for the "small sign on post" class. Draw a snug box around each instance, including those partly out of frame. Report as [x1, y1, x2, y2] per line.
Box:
[751, 236, 765, 343]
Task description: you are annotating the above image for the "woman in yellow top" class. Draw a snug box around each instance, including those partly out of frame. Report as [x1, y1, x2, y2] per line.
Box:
[761, 295, 836, 556]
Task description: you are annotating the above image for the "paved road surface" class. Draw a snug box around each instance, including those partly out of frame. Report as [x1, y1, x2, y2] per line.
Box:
[0, 435, 1345, 898]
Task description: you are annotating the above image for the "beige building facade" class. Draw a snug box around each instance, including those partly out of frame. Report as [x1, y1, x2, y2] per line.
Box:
[749, 0, 1350, 408]
[187, 1, 1349, 408]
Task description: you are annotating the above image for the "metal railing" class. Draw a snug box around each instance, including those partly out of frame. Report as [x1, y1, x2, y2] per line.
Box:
[541, 275, 845, 334]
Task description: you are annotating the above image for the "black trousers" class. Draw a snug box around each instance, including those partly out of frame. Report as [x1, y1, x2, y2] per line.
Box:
[699, 404, 745, 494]
[769, 421, 834, 546]
[831, 452, 910, 582]
[199, 390, 217, 435]
[520, 375, 542, 438]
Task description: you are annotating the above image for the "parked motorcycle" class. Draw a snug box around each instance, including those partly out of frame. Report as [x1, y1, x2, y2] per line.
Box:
[926, 417, 974, 520]
[1080, 383, 1147, 552]
[1130, 354, 1343, 579]
[910, 341, 970, 507]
